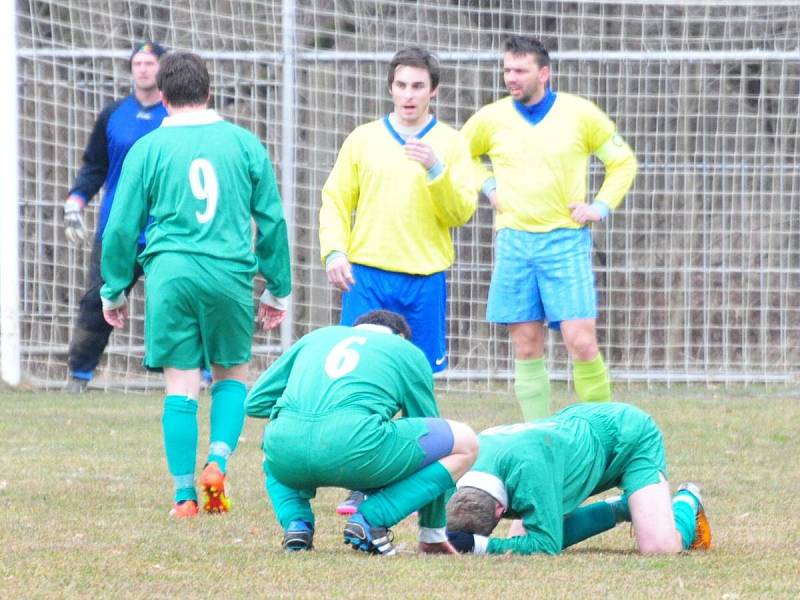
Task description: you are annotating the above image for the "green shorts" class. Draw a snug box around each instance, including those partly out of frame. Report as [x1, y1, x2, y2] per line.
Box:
[143, 253, 254, 370]
[564, 403, 668, 496]
[263, 410, 432, 491]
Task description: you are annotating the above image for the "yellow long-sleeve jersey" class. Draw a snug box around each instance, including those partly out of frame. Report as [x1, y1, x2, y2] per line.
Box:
[461, 93, 638, 232]
[319, 117, 478, 275]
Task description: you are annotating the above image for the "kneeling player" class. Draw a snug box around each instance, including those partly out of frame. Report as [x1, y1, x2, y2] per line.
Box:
[245, 310, 478, 555]
[446, 402, 711, 555]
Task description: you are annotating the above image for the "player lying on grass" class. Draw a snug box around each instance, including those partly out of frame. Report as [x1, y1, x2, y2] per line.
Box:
[245, 310, 478, 555]
[446, 402, 711, 555]
[100, 52, 291, 518]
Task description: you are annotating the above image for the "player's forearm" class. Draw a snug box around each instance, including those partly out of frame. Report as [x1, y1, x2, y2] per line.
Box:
[69, 164, 106, 202]
[486, 533, 561, 555]
[318, 189, 355, 262]
[244, 388, 278, 418]
[594, 137, 638, 210]
[254, 203, 292, 298]
[99, 233, 137, 300]
[244, 376, 282, 418]
[427, 166, 477, 227]
[256, 241, 292, 299]
[98, 207, 141, 297]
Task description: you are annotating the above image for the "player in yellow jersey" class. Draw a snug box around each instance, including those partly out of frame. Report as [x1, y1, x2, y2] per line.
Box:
[461, 36, 638, 421]
[319, 47, 477, 376]
[320, 46, 478, 517]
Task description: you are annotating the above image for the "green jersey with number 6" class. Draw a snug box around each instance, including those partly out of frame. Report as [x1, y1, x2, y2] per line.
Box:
[100, 109, 291, 303]
[246, 324, 438, 420]
[246, 323, 448, 531]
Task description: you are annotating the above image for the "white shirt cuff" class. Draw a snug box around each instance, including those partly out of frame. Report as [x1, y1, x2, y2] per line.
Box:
[473, 535, 489, 555]
[259, 289, 291, 311]
[101, 293, 126, 311]
[418, 527, 447, 544]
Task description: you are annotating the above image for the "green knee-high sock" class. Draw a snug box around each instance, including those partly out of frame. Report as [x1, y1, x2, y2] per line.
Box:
[573, 354, 612, 403]
[359, 461, 454, 529]
[672, 490, 699, 550]
[263, 458, 316, 531]
[514, 358, 551, 421]
[562, 496, 630, 549]
[162, 395, 199, 503]
[207, 379, 247, 473]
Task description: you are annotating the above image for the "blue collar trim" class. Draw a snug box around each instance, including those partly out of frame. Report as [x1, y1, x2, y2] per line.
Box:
[383, 115, 438, 145]
[512, 89, 557, 126]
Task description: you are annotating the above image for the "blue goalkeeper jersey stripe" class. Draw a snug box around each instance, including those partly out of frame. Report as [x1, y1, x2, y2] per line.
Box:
[69, 95, 167, 241]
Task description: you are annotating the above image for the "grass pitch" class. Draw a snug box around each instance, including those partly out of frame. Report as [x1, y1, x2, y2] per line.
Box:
[1, 385, 799, 598]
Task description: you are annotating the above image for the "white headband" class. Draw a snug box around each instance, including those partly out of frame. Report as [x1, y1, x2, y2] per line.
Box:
[456, 470, 508, 509]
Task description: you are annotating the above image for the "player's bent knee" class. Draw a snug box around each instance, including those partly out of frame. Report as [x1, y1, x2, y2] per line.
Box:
[441, 420, 478, 478]
[638, 534, 682, 555]
[447, 420, 478, 458]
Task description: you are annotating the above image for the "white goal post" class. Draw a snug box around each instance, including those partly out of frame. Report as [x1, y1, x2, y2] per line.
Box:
[7, 1, 800, 391]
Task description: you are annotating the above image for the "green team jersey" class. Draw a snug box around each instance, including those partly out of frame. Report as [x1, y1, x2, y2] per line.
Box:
[100, 109, 291, 302]
[246, 324, 438, 420]
[468, 402, 657, 555]
[248, 324, 449, 532]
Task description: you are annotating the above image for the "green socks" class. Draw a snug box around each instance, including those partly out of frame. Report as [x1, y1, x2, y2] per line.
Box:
[573, 354, 612, 403]
[264, 458, 316, 530]
[561, 496, 629, 549]
[359, 461, 454, 529]
[672, 489, 700, 550]
[514, 358, 551, 420]
[162, 395, 199, 503]
[207, 379, 247, 473]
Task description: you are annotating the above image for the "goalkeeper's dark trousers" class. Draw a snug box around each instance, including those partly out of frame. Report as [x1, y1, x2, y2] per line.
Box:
[67, 238, 144, 378]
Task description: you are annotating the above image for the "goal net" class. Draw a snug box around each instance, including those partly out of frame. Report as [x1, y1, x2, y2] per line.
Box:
[12, 0, 800, 391]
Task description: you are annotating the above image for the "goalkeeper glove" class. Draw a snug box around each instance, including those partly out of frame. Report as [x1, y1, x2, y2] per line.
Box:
[64, 198, 87, 244]
[446, 530, 489, 555]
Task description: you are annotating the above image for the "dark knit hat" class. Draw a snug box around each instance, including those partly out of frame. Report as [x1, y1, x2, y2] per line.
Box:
[129, 41, 167, 68]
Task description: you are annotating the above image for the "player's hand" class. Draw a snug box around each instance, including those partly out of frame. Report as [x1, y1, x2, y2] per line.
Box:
[487, 190, 504, 213]
[419, 540, 459, 555]
[63, 196, 87, 244]
[258, 304, 286, 330]
[446, 530, 476, 554]
[103, 302, 128, 328]
[404, 139, 438, 170]
[569, 202, 602, 224]
[326, 254, 355, 292]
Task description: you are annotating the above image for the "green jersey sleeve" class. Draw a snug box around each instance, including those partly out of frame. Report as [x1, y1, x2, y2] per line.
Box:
[486, 461, 564, 555]
[245, 337, 305, 418]
[100, 141, 150, 301]
[250, 142, 292, 299]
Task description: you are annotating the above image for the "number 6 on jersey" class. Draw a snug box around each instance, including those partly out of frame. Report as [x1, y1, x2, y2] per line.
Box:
[325, 336, 367, 379]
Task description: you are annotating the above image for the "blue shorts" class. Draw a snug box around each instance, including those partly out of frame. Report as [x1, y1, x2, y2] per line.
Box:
[486, 228, 597, 330]
[340, 263, 448, 372]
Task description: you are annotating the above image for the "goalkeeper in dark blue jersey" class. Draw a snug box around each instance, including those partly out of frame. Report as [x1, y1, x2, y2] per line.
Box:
[62, 41, 167, 393]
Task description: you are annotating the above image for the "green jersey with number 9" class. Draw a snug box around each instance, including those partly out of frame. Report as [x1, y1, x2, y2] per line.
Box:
[100, 109, 291, 304]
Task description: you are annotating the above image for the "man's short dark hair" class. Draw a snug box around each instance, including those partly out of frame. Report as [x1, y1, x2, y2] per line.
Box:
[503, 35, 551, 68]
[353, 310, 412, 340]
[157, 52, 210, 107]
[446, 487, 501, 537]
[387, 46, 440, 90]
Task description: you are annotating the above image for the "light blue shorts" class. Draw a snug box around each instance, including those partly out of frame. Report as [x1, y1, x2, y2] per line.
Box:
[486, 227, 597, 330]
[340, 264, 448, 372]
